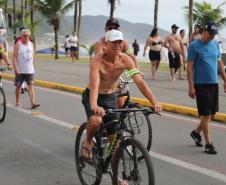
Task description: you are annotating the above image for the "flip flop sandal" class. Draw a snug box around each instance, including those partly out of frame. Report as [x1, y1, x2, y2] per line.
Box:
[80, 145, 93, 161]
[118, 178, 128, 185]
[31, 104, 40, 109]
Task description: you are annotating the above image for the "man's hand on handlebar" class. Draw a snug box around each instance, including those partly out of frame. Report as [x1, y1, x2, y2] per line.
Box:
[152, 103, 162, 113]
[92, 105, 106, 117]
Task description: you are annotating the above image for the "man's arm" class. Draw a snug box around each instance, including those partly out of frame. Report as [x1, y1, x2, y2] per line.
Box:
[163, 36, 171, 51]
[94, 41, 102, 54]
[218, 60, 226, 92]
[89, 56, 105, 116]
[125, 56, 161, 112]
[179, 38, 185, 54]
[187, 61, 195, 98]
[13, 43, 19, 75]
[123, 40, 141, 70]
[133, 74, 161, 112]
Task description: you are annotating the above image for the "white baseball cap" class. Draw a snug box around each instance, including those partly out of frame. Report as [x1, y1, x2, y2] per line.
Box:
[105, 29, 123, 42]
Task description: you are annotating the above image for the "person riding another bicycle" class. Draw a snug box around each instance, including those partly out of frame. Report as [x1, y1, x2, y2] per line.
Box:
[81, 29, 161, 185]
[0, 28, 11, 67]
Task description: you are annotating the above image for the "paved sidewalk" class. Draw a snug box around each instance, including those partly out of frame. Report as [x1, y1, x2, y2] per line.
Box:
[6, 57, 226, 114]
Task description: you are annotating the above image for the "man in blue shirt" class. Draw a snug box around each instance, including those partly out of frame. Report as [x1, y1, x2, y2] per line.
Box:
[187, 22, 226, 154]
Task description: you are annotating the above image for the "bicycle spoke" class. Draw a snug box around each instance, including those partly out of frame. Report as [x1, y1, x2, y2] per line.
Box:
[113, 139, 155, 185]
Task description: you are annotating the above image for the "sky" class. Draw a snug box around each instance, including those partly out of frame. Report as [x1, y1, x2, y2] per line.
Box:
[71, 0, 226, 36]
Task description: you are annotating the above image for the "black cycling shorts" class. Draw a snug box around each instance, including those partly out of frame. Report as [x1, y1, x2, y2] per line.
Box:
[194, 84, 219, 116]
[82, 88, 119, 135]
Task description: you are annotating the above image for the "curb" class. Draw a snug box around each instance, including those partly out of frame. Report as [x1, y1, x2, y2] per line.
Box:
[2, 73, 226, 123]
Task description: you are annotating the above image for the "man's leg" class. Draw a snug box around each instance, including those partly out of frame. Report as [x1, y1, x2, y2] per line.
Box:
[117, 96, 126, 109]
[15, 74, 22, 106]
[170, 68, 175, 80]
[178, 54, 184, 80]
[200, 115, 212, 144]
[27, 84, 35, 106]
[15, 86, 21, 106]
[83, 116, 102, 154]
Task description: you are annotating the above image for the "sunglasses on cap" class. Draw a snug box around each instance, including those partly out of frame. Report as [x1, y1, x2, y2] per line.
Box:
[108, 25, 119, 31]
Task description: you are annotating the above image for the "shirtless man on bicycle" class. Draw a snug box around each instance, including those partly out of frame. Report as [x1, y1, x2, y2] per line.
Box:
[94, 18, 141, 108]
[81, 30, 161, 185]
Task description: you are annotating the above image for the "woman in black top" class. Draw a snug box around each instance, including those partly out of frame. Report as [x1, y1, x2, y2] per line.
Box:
[143, 28, 163, 80]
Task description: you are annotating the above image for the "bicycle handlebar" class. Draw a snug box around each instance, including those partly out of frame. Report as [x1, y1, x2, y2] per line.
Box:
[0, 66, 11, 72]
[119, 76, 133, 84]
[106, 107, 161, 116]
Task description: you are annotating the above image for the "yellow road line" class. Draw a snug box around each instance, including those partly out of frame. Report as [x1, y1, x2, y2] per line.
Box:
[3, 73, 226, 123]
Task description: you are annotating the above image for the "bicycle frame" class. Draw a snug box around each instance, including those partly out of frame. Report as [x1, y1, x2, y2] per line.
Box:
[93, 108, 155, 174]
[94, 120, 123, 174]
[117, 77, 133, 109]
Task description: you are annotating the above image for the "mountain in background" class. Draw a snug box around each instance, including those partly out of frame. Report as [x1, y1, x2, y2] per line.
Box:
[35, 15, 170, 46]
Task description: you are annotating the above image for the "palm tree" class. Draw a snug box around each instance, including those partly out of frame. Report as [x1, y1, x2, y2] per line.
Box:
[185, 1, 226, 28]
[21, 0, 25, 25]
[108, 0, 120, 18]
[188, 0, 193, 40]
[35, 0, 75, 59]
[3, 0, 7, 19]
[154, 0, 159, 28]
[73, 0, 78, 32]
[77, 0, 82, 59]
[13, 0, 16, 39]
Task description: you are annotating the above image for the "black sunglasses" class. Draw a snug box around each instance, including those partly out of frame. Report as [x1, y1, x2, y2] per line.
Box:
[108, 25, 119, 30]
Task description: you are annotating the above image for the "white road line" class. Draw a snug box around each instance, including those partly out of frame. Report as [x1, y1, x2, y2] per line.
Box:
[7, 103, 226, 183]
[162, 112, 226, 129]
[7, 104, 77, 130]
[5, 79, 226, 129]
[151, 151, 226, 183]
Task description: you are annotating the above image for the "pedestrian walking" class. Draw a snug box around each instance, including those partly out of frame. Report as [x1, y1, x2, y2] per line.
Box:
[0, 27, 11, 67]
[179, 29, 188, 71]
[69, 31, 78, 62]
[143, 28, 163, 80]
[187, 22, 226, 154]
[13, 28, 40, 109]
[132, 39, 140, 56]
[64, 34, 70, 57]
[14, 26, 32, 94]
[164, 24, 184, 81]
[189, 24, 202, 44]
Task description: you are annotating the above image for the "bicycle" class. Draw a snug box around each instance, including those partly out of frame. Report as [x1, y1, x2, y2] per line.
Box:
[75, 108, 157, 185]
[0, 66, 9, 123]
[117, 77, 153, 153]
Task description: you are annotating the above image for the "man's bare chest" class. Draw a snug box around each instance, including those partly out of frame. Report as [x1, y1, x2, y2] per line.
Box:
[99, 61, 124, 80]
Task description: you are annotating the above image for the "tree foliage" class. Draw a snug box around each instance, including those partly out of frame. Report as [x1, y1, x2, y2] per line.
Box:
[185, 1, 226, 28]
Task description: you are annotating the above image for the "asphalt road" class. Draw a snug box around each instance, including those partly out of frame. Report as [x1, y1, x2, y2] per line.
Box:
[27, 59, 226, 112]
[0, 81, 226, 185]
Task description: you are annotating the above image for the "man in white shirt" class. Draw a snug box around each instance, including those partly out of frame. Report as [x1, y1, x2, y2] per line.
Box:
[69, 31, 78, 62]
[13, 29, 40, 109]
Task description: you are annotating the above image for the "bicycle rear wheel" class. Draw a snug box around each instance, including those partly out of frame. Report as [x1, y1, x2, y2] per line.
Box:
[75, 122, 102, 185]
[112, 138, 155, 185]
[0, 87, 6, 123]
[125, 103, 152, 151]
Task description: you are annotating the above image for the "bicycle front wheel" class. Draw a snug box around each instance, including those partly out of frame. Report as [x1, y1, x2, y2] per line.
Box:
[112, 138, 155, 185]
[125, 104, 152, 151]
[0, 87, 6, 123]
[75, 122, 102, 185]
